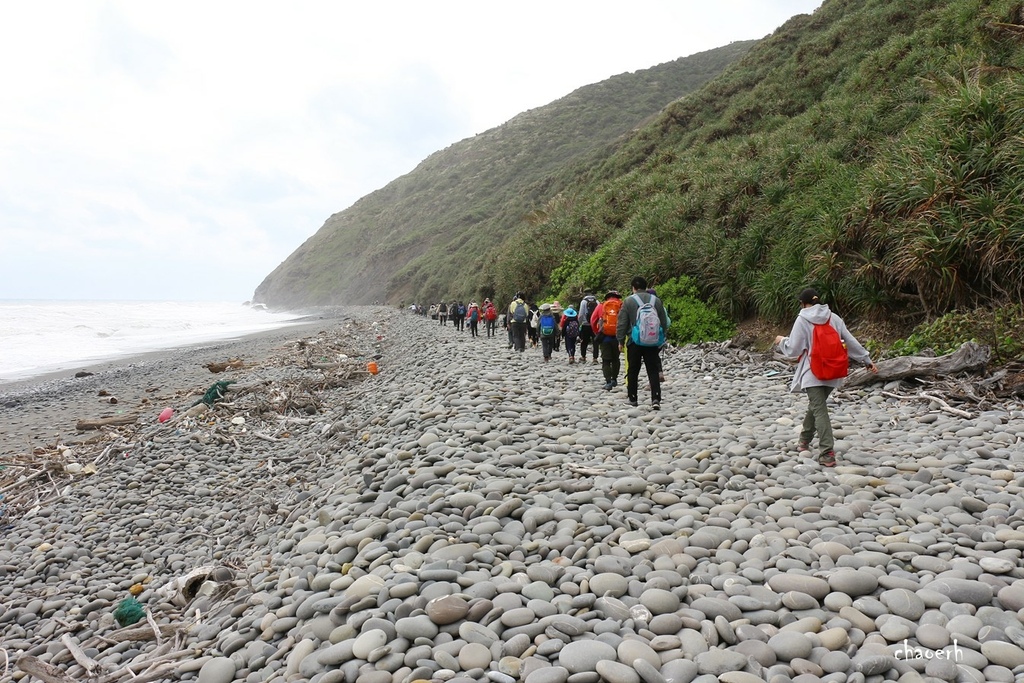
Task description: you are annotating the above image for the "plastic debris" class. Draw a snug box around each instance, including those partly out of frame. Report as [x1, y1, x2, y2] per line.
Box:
[192, 380, 236, 407]
[113, 597, 146, 627]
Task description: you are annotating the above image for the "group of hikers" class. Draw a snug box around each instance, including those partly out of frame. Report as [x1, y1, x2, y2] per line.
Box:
[506, 280, 666, 403]
[408, 279, 879, 467]
[417, 300, 501, 338]
[414, 277, 673, 410]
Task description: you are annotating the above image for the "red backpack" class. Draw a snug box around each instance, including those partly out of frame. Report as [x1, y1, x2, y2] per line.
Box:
[810, 316, 849, 380]
[596, 298, 622, 336]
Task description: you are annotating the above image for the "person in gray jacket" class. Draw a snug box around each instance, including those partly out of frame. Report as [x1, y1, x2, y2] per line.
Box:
[774, 287, 877, 467]
[616, 276, 670, 409]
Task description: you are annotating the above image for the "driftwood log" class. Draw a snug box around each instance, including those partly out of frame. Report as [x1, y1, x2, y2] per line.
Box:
[16, 656, 77, 683]
[75, 415, 139, 431]
[845, 341, 991, 387]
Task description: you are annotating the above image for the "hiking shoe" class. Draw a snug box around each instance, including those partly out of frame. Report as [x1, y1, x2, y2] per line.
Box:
[797, 441, 811, 453]
[818, 450, 837, 467]
[603, 381, 613, 391]
[652, 402, 661, 410]
[593, 359, 599, 365]
[629, 399, 639, 407]
[659, 372, 666, 382]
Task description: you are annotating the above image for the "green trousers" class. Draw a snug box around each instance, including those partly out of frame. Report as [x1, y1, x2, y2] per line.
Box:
[801, 385, 835, 453]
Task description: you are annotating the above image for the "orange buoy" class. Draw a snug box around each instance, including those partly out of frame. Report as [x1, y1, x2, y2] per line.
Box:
[367, 361, 379, 375]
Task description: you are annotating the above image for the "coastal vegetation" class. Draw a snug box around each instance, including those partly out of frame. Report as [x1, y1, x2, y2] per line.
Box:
[255, 0, 1024, 358]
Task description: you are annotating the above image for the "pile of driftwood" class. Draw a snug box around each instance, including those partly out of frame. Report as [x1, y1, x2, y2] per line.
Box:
[0, 325, 383, 527]
[844, 341, 1024, 417]
[16, 564, 244, 683]
[17, 630, 212, 683]
[0, 444, 117, 526]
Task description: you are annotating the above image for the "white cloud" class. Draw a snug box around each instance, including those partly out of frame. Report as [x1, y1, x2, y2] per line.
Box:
[0, 0, 823, 301]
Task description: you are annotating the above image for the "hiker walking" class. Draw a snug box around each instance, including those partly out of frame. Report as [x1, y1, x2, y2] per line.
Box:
[466, 302, 480, 337]
[617, 276, 670, 409]
[508, 293, 530, 352]
[453, 301, 467, 331]
[561, 306, 580, 364]
[483, 299, 498, 337]
[577, 290, 599, 364]
[537, 303, 558, 361]
[550, 301, 563, 352]
[528, 303, 544, 348]
[438, 301, 449, 326]
[774, 287, 878, 467]
[591, 290, 623, 391]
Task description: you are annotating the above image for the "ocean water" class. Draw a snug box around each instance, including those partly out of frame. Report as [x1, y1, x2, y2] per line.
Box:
[0, 300, 305, 383]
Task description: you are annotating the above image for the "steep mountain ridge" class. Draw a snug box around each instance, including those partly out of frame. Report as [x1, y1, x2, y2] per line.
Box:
[252, 41, 758, 308]
[257, 0, 1024, 329]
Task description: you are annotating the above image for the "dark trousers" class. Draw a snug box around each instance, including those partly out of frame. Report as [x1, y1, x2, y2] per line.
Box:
[486, 319, 497, 336]
[600, 337, 620, 383]
[541, 335, 555, 359]
[626, 343, 662, 403]
[469, 320, 479, 337]
[579, 326, 597, 360]
[511, 322, 528, 351]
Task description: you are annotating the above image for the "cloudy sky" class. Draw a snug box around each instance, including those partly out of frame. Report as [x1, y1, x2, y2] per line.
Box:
[0, 1, 823, 302]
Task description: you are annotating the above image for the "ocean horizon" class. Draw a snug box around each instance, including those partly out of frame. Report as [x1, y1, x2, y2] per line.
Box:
[0, 299, 306, 383]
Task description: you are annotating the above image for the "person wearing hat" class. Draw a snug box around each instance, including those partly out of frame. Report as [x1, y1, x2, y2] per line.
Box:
[507, 292, 529, 352]
[550, 301, 563, 352]
[482, 298, 498, 337]
[560, 306, 581, 364]
[466, 301, 481, 337]
[537, 303, 558, 361]
[774, 287, 878, 467]
[590, 290, 623, 390]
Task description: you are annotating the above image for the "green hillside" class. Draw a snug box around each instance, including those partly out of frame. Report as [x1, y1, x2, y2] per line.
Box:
[495, 0, 1024, 327]
[256, 0, 1024, 339]
[252, 41, 758, 308]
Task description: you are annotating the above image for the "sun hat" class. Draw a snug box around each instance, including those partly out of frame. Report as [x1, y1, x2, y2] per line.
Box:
[539, 303, 552, 310]
[605, 290, 621, 299]
[564, 307, 577, 316]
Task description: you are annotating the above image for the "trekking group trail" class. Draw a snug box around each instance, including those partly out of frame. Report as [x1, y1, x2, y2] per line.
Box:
[3, 306, 1024, 683]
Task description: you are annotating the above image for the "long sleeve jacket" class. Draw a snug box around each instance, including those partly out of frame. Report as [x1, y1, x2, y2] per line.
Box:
[776, 304, 872, 392]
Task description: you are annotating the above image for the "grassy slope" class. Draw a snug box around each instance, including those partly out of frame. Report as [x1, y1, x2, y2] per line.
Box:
[252, 42, 757, 308]
[507, 0, 1024, 327]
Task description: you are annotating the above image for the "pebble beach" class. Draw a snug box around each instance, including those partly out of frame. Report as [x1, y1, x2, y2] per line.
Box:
[3, 306, 1024, 683]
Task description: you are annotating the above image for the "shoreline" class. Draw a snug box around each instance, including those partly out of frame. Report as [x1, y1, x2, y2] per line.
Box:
[0, 313, 339, 457]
